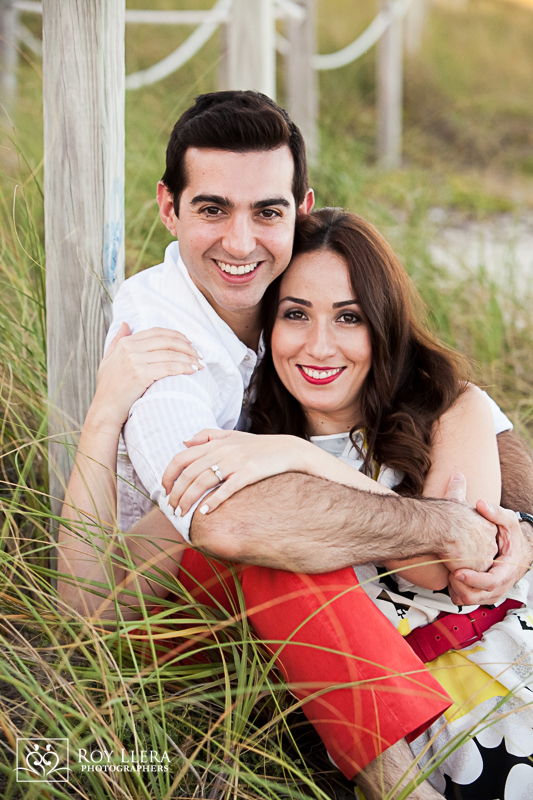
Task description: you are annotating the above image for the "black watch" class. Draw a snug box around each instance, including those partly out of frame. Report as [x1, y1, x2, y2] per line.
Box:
[516, 511, 533, 531]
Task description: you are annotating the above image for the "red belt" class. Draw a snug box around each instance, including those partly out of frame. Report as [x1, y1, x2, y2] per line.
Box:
[405, 598, 523, 663]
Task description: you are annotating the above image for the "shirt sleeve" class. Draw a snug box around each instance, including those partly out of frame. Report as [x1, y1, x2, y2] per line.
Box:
[104, 280, 141, 354]
[483, 391, 513, 435]
[123, 371, 223, 543]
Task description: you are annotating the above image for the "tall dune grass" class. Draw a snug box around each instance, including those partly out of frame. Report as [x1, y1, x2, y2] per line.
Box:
[1, 1, 533, 797]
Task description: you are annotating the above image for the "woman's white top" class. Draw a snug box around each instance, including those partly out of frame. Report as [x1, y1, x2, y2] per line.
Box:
[309, 431, 530, 636]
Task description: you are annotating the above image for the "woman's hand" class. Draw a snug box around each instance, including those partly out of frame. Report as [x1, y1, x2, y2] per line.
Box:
[89, 323, 203, 432]
[162, 430, 312, 516]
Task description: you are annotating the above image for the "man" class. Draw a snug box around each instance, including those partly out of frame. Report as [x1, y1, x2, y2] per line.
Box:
[68, 91, 533, 797]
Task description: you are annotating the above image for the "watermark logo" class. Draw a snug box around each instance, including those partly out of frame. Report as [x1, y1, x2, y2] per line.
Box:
[16, 738, 69, 782]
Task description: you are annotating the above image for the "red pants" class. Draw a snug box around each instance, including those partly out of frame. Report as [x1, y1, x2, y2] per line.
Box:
[178, 549, 451, 780]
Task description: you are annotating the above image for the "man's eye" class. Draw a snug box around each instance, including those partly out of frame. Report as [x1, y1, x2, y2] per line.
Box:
[260, 209, 280, 219]
[202, 206, 223, 217]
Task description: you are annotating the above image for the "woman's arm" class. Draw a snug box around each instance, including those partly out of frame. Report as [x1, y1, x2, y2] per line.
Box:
[57, 325, 201, 619]
[383, 384, 501, 589]
[162, 429, 395, 517]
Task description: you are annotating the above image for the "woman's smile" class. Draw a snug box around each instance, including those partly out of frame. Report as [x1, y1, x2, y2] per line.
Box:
[297, 365, 347, 384]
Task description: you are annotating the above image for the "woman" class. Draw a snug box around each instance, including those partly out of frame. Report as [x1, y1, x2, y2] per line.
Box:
[160, 209, 533, 798]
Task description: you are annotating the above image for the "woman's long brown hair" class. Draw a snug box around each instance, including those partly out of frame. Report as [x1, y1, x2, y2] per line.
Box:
[248, 208, 469, 496]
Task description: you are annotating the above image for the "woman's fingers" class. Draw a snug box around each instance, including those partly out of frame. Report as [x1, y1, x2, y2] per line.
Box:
[128, 326, 192, 345]
[117, 331, 202, 361]
[197, 475, 246, 514]
[104, 321, 131, 357]
[162, 444, 213, 493]
[184, 429, 232, 447]
[167, 453, 220, 512]
[171, 466, 221, 516]
[140, 350, 203, 370]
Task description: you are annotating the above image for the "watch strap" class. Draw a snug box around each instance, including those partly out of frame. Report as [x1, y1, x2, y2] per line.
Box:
[517, 511, 533, 530]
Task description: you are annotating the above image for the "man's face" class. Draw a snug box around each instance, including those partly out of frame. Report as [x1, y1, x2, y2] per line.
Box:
[158, 147, 309, 317]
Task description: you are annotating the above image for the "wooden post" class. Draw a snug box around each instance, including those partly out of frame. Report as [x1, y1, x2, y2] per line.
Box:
[377, 0, 403, 169]
[217, 20, 229, 91]
[228, 0, 276, 99]
[43, 0, 125, 515]
[405, 0, 427, 55]
[285, 0, 319, 163]
[0, 0, 19, 114]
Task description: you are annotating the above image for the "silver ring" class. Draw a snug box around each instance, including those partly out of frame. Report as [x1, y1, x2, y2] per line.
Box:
[210, 464, 223, 482]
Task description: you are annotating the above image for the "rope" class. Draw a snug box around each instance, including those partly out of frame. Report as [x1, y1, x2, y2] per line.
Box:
[16, 0, 414, 83]
[313, 0, 413, 71]
[125, 0, 233, 91]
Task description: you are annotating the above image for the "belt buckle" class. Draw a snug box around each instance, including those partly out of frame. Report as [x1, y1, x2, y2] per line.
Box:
[464, 613, 483, 645]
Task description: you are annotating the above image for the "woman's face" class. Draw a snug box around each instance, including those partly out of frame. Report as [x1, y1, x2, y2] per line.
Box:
[271, 248, 372, 435]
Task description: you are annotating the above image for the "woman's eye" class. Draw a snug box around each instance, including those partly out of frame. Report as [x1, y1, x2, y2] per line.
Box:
[338, 312, 361, 324]
[284, 309, 307, 321]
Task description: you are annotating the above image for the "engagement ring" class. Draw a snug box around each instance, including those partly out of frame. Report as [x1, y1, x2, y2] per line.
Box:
[210, 464, 223, 482]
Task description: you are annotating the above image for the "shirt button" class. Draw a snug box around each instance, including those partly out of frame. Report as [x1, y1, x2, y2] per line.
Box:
[243, 354, 250, 362]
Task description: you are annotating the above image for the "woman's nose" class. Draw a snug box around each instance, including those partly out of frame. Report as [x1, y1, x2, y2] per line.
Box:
[304, 322, 337, 361]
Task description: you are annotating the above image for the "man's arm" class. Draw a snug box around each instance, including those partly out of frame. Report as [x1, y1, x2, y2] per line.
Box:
[190, 472, 497, 573]
[499, 429, 533, 520]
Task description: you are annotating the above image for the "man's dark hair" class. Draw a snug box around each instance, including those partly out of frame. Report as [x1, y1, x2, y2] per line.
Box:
[161, 91, 309, 214]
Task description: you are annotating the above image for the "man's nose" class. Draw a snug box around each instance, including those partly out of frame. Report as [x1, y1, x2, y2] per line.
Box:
[221, 214, 257, 260]
[305, 321, 337, 361]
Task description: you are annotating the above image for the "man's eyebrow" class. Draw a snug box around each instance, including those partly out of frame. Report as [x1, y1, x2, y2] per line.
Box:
[190, 194, 233, 207]
[252, 197, 291, 210]
[279, 296, 312, 307]
[333, 299, 358, 309]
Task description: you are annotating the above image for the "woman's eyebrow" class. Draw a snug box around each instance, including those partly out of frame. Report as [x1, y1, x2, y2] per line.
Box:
[279, 296, 312, 307]
[332, 299, 358, 309]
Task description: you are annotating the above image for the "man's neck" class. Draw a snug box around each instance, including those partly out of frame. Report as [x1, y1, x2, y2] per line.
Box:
[190, 276, 261, 351]
[214, 304, 262, 351]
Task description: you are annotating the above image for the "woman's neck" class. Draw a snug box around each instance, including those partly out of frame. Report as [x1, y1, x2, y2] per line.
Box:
[305, 407, 360, 438]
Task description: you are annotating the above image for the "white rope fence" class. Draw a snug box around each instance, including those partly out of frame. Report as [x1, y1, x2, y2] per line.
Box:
[7, 0, 422, 168]
[14, 0, 413, 78]
[313, 0, 412, 70]
[125, 0, 232, 90]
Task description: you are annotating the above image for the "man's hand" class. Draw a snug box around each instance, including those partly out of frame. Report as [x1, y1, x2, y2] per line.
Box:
[435, 473, 499, 573]
[448, 502, 529, 606]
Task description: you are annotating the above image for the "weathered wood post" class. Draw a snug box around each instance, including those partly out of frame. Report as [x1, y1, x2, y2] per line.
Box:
[285, 0, 319, 163]
[43, 0, 125, 515]
[217, 18, 229, 91]
[405, 0, 427, 55]
[377, 0, 403, 169]
[0, 0, 19, 114]
[228, 0, 276, 99]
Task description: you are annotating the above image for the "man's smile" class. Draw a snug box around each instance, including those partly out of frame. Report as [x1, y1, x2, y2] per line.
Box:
[297, 365, 346, 385]
[213, 258, 264, 284]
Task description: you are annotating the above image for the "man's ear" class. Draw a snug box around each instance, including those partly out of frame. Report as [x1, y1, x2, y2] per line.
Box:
[298, 188, 315, 216]
[157, 181, 178, 236]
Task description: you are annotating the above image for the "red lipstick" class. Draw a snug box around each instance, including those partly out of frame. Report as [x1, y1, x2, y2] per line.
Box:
[297, 365, 346, 385]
